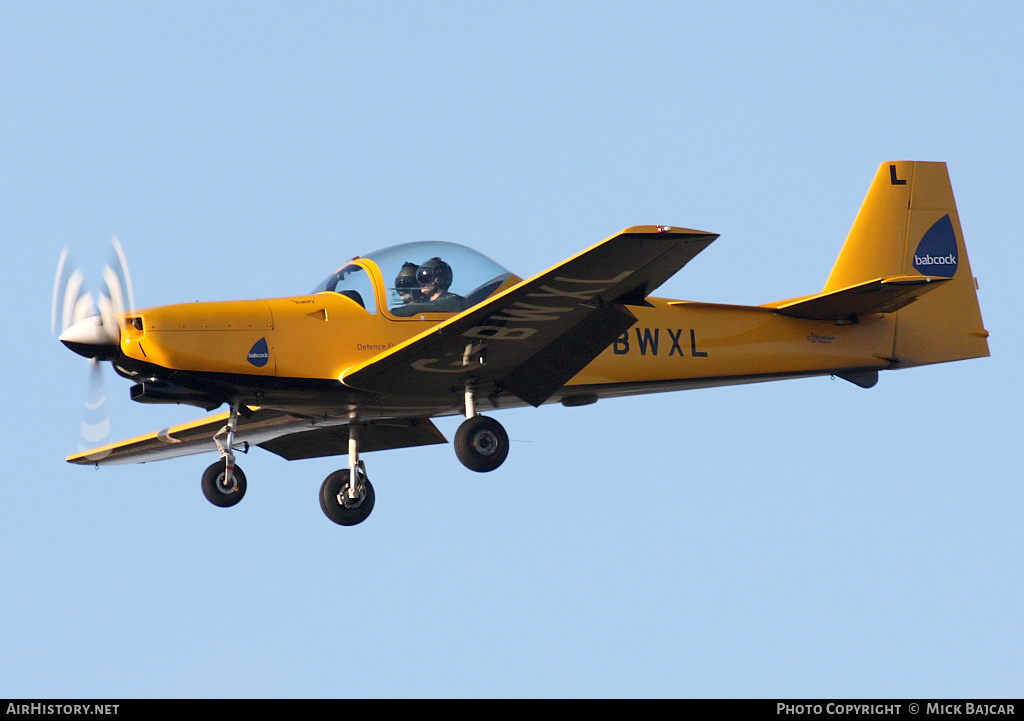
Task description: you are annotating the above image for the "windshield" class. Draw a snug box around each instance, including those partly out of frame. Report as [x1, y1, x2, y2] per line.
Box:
[315, 241, 513, 317]
[311, 263, 377, 313]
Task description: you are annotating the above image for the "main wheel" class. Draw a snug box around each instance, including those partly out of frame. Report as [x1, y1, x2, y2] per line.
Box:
[201, 462, 247, 507]
[454, 415, 509, 472]
[319, 469, 375, 526]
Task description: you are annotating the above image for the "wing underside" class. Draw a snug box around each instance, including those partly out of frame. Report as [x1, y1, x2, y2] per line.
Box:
[66, 408, 447, 466]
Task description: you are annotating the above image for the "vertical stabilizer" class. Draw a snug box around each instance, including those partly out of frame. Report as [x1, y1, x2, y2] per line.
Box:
[825, 161, 989, 367]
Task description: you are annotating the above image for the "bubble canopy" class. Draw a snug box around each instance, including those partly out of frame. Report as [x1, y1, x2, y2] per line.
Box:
[312, 241, 515, 315]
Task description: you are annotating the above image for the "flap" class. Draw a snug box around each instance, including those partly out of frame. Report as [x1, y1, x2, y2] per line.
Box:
[340, 225, 718, 407]
[257, 418, 447, 461]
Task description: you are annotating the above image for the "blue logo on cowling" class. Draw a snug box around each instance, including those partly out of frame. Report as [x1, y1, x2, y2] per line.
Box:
[247, 337, 270, 367]
[912, 214, 958, 278]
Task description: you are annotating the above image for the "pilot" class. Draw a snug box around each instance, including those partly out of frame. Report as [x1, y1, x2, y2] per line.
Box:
[393, 262, 423, 306]
[416, 257, 466, 312]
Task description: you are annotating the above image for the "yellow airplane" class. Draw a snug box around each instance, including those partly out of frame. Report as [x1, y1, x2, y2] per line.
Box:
[56, 161, 989, 526]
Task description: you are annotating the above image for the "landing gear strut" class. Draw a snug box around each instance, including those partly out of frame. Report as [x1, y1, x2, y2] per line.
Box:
[319, 419, 376, 526]
[202, 401, 247, 507]
[454, 378, 509, 472]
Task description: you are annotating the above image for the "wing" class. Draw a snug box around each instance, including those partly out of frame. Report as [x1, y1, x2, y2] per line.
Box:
[67, 408, 447, 466]
[341, 225, 718, 407]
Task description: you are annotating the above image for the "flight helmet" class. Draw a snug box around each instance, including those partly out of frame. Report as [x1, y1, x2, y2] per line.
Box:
[394, 261, 422, 303]
[416, 257, 453, 292]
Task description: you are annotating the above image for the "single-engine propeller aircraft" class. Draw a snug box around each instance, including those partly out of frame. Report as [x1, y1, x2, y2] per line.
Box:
[56, 162, 989, 526]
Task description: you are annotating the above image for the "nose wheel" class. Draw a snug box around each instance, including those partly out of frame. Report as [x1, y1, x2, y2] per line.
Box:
[202, 401, 247, 508]
[201, 461, 247, 507]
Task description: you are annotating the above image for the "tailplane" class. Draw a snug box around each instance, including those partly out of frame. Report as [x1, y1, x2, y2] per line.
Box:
[824, 161, 989, 367]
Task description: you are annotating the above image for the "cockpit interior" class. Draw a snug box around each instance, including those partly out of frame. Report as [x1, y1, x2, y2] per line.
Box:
[312, 241, 518, 317]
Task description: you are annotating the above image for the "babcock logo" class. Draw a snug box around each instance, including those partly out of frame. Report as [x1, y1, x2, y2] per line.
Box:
[248, 337, 270, 367]
[912, 214, 958, 278]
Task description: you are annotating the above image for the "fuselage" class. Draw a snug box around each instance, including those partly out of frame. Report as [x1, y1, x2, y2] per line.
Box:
[107, 289, 894, 419]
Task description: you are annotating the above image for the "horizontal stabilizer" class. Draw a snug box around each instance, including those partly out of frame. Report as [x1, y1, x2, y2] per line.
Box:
[769, 276, 950, 322]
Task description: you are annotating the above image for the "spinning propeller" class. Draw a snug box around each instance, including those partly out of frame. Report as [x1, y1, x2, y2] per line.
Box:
[52, 237, 135, 450]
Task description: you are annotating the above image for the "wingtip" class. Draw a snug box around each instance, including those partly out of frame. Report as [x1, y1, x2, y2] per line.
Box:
[621, 225, 718, 238]
[67, 446, 113, 464]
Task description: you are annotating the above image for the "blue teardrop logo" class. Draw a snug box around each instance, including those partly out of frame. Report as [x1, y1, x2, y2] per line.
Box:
[247, 337, 270, 367]
[912, 215, 958, 278]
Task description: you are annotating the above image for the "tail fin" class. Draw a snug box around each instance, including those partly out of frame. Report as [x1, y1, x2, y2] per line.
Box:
[825, 161, 989, 367]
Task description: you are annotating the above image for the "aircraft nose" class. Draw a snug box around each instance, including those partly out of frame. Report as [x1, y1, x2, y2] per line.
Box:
[60, 315, 121, 360]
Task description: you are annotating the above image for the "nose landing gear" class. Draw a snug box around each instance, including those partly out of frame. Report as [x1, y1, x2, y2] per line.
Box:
[201, 461, 247, 507]
[202, 401, 247, 508]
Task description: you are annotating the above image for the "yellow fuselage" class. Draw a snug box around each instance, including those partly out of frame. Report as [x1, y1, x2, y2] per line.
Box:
[118, 291, 893, 415]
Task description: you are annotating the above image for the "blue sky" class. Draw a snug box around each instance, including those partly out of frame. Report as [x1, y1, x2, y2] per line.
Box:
[2, 1, 1021, 698]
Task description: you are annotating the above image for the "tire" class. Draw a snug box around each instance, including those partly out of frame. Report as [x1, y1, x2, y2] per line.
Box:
[201, 462, 247, 508]
[454, 415, 509, 472]
[319, 469, 375, 526]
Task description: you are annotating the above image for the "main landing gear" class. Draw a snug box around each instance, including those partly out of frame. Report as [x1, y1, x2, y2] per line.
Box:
[316, 381, 509, 526]
[319, 466, 375, 526]
[454, 415, 508, 472]
[453, 378, 509, 473]
[319, 420, 376, 526]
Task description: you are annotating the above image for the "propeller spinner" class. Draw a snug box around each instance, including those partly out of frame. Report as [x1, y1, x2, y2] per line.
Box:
[52, 237, 135, 449]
